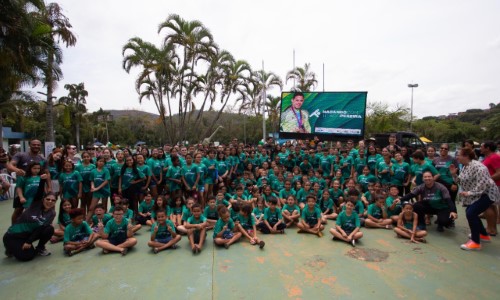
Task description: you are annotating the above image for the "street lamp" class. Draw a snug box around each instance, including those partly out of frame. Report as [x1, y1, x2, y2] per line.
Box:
[408, 83, 418, 131]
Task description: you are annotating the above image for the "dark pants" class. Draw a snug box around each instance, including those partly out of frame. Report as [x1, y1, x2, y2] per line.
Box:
[258, 222, 286, 234]
[135, 215, 151, 225]
[439, 180, 458, 203]
[466, 194, 493, 244]
[3, 225, 54, 261]
[413, 201, 452, 229]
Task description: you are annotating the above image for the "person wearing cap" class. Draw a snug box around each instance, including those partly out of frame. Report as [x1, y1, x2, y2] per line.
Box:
[280, 92, 311, 133]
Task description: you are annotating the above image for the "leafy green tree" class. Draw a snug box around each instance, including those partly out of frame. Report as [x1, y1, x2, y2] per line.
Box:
[286, 63, 318, 92]
[38, 2, 77, 143]
[364, 102, 409, 136]
[158, 14, 215, 141]
[59, 83, 88, 149]
[122, 37, 179, 143]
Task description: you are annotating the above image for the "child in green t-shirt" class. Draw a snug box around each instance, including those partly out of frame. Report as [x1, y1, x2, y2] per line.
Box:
[185, 204, 208, 254]
[365, 194, 394, 229]
[282, 195, 300, 227]
[148, 210, 181, 254]
[203, 196, 218, 230]
[329, 200, 363, 247]
[297, 195, 324, 237]
[176, 197, 195, 234]
[63, 208, 98, 256]
[95, 206, 137, 255]
[394, 202, 427, 243]
[235, 203, 265, 248]
[213, 206, 242, 249]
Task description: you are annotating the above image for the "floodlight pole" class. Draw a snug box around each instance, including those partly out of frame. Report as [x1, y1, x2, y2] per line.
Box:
[323, 63, 325, 92]
[408, 83, 418, 131]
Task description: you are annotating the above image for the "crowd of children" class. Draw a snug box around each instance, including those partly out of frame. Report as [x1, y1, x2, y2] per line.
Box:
[11, 136, 485, 259]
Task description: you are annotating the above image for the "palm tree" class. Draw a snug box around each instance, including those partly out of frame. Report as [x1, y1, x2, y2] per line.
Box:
[59, 83, 88, 149]
[122, 37, 179, 143]
[203, 59, 252, 138]
[38, 2, 77, 143]
[158, 14, 215, 141]
[286, 63, 318, 92]
[266, 95, 282, 134]
[0, 0, 53, 142]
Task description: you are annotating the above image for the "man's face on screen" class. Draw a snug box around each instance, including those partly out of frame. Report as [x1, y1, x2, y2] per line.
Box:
[292, 95, 304, 109]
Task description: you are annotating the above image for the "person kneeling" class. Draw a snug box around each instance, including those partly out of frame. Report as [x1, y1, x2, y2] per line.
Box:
[95, 206, 137, 256]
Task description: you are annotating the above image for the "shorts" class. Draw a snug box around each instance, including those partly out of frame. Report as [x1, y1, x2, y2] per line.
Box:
[149, 177, 158, 187]
[222, 230, 234, 239]
[197, 186, 205, 192]
[155, 236, 172, 244]
[342, 229, 353, 235]
[65, 236, 89, 244]
[109, 236, 127, 246]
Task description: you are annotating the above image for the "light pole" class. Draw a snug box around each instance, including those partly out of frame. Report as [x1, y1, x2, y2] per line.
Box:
[408, 83, 418, 131]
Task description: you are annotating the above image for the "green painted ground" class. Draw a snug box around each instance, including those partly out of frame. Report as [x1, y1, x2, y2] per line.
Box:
[1, 200, 499, 300]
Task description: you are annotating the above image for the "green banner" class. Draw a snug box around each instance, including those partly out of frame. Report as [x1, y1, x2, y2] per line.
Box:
[280, 92, 367, 140]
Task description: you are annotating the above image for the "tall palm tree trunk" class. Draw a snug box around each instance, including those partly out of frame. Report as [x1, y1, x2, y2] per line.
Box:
[45, 54, 55, 142]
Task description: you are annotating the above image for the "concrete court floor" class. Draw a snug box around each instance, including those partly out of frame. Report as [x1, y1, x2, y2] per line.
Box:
[0, 199, 499, 300]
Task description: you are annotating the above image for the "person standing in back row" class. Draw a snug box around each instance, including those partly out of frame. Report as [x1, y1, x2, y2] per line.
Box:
[7, 139, 51, 223]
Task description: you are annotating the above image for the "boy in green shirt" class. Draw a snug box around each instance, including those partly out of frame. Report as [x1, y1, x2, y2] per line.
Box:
[258, 197, 286, 234]
[148, 210, 181, 254]
[297, 195, 324, 237]
[330, 200, 363, 247]
[95, 206, 137, 256]
[63, 208, 99, 256]
[213, 206, 242, 249]
[185, 204, 208, 254]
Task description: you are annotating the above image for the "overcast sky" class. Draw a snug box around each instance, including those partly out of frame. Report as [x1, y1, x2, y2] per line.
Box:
[47, 0, 500, 119]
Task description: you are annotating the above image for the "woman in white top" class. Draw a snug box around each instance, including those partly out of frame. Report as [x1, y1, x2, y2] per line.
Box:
[450, 148, 500, 251]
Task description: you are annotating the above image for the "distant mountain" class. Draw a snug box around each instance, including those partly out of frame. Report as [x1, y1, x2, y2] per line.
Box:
[105, 109, 159, 119]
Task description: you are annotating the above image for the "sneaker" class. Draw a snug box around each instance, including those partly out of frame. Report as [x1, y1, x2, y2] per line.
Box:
[468, 234, 491, 242]
[259, 241, 265, 249]
[153, 248, 159, 254]
[121, 248, 128, 256]
[66, 250, 75, 257]
[37, 248, 51, 256]
[351, 239, 356, 247]
[224, 243, 230, 249]
[437, 225, 444, 232]
[460, 240, 481, 251]
[170, 244, 178, 250]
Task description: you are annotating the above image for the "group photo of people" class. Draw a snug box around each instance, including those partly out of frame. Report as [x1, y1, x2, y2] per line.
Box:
[1, 136, 499, 261]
